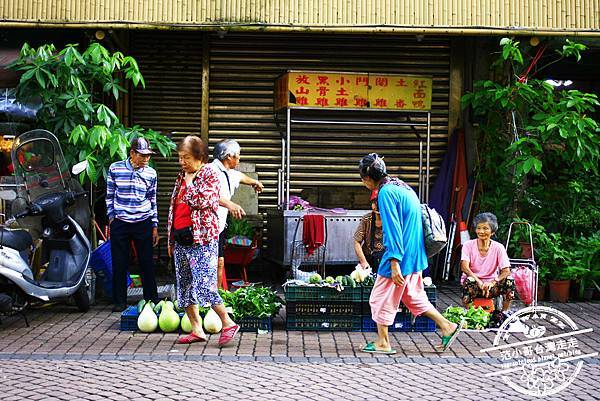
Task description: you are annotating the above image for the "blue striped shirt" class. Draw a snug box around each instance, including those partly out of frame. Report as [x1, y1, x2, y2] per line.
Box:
[106, 159, 158, 226]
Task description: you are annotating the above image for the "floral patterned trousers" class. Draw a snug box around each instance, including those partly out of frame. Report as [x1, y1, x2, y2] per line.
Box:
[173, 241, 223, 308]
[462, 276, 516, 305]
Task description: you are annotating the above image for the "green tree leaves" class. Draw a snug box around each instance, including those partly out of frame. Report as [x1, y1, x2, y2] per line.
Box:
[9, 42, 175, 186]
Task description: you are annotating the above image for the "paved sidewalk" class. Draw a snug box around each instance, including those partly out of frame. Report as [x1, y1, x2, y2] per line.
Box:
[0, 284, 598, 400]
[0, 284, 597, 362]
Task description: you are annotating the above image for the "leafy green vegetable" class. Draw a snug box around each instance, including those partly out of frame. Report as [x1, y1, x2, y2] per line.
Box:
[443, 306, 491, 330]
[218, 287, 283, 320]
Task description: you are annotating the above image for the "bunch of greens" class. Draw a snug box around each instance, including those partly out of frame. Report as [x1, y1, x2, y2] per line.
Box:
[218, 286, 283, 320]
[443, 306, 491, 330]
[226, 217, 255, 239]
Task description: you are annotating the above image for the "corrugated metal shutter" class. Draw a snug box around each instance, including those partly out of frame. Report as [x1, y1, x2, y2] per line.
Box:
[129, 31, 203, 231]
[209, 33, 450, 212]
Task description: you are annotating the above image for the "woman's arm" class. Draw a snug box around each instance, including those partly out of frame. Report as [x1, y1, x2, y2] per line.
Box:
[354, 241, 369, 268]
[461, 260, 484, 287]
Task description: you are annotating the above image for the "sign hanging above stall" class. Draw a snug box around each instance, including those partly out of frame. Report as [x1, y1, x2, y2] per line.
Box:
[275, 70, 433, 111]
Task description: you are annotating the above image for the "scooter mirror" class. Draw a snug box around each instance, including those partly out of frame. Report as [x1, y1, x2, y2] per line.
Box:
[72, 160, 88, 175]
[0, 190, 17, 201]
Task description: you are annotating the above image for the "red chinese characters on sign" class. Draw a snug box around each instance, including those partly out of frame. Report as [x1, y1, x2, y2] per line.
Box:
[354, 98, 368, 107]
[356, 76, 369, 86]
[375, 98, 388, 107]
[296, 75, 310, 85]
[280, 72, 431, 110]
[395, 99, 406, 108]
[375, 77, 389, 87]
[317, 75, 330, 85]
[412, 79, 428, 101]
[335, 98, 349, 107]
[316, 97, 329, 107]
[296, 97, 309, 106]
[336, 76, 350, 86]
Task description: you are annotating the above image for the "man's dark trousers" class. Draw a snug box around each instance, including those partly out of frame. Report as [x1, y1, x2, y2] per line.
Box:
[110, 218, 158, 305]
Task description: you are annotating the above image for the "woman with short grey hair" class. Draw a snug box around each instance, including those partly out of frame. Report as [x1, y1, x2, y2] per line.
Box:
[460, 212, 515, 311]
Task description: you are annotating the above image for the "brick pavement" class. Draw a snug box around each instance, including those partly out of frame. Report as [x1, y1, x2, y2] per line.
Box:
[0, 284, 598, 400]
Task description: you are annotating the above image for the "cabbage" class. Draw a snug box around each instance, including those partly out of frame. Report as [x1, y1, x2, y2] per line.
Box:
[137, 303, 158, 333]
[203, 308, 222, 334]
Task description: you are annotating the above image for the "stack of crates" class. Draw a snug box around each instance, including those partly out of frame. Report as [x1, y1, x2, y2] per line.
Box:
[361, 283, 437, 332]
[285, 285, 362, 331]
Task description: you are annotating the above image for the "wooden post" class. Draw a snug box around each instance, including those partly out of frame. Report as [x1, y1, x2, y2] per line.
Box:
[201, 32, 210, 144]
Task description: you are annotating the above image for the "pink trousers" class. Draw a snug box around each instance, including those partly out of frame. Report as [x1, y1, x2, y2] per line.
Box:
[369, 272, 435, 326]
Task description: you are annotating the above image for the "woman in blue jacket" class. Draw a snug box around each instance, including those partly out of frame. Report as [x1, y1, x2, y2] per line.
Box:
[359, 153, 464, 354]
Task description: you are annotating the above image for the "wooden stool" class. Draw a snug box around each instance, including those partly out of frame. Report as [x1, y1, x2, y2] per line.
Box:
[473, 298, 495, 312]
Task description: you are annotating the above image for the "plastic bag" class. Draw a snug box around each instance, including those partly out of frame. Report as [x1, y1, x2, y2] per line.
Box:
[513, 266, 533, 305]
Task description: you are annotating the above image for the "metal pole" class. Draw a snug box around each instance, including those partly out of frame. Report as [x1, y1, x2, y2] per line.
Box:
[286, 108, 291, 210]
[418, 140, 423, 202]
[426, 112, 431, 203]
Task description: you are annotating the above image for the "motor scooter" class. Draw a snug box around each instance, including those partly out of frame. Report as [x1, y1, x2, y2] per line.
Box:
[0, 129, 92, 324]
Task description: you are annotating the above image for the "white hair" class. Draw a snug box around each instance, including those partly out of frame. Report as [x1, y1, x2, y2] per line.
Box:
[214, 139, 241, 161]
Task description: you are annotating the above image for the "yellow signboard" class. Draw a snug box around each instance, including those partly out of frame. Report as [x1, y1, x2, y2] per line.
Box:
[275, 71, 432, 111]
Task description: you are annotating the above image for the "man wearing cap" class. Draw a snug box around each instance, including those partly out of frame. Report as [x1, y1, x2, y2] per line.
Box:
[106, 137, 159, 312]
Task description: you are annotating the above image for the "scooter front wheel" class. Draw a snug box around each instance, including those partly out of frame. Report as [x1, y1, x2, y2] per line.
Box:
[73, 284, 90, 312]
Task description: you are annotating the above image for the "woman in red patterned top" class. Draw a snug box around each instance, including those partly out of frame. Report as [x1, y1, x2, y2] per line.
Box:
[168, 135, 239, 346]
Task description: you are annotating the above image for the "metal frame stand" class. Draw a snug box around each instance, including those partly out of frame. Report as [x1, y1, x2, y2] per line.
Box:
[275, 107, 433, 208]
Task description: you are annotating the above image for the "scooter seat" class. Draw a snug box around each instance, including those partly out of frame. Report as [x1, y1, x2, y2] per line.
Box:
[0, 228, 33, 252]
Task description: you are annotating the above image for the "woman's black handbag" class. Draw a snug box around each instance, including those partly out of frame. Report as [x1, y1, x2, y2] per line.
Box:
[173, 226, 194, 246]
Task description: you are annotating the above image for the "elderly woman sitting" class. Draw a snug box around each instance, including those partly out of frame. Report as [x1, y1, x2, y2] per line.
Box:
[460, 212, 516, 312]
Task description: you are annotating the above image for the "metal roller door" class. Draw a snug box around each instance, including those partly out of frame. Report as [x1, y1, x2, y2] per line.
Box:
[209, 32, 450, 212]
[129, 31, 203, 230]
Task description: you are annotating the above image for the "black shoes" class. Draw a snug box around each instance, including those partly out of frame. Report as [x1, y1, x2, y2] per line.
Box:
[112, 303, 127, 312]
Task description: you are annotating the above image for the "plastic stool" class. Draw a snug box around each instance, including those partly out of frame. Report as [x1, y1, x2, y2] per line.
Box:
[473, 298, 495, 312]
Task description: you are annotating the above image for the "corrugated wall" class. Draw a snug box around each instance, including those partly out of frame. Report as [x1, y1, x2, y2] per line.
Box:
[1, 0, 599, 33]
[208, 32, 450, 211]
[129, 31, 203, 228]
[130, 32, 450, 218]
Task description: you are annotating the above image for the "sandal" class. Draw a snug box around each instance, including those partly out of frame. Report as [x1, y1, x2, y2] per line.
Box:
[361, 342, 397, 355]
[177, 332, 207, 344]
[437, 319, 465, 353]
[218, 324, 240, 347]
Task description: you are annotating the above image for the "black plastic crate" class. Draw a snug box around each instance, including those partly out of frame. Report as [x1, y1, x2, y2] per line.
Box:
[361, 284, 436, 303]
[286, 315, 362, 331]
[425, 285, 437, 304]
[361, 285, 373, 302]
[362, 300, 435, 316]
[120, 305, 139, 331]
[238, 316, 272, 332]
[361, 313, 412, 332]
[285, 285, 361, 302]
[413, 316, 436, 332]
[287, 301, 361, 316]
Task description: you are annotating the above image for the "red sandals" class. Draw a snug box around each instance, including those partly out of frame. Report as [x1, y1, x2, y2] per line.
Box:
[177, 332, 207, 344]
[218, 324, 240, 347]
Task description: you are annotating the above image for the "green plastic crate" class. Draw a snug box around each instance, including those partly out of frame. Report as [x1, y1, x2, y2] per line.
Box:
[287, 301, 362, 316]
[286, 315, 362, 331]
[285, 285, 361, 302]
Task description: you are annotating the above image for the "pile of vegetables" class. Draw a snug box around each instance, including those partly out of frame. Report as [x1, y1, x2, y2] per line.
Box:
[135, 299, 223, 334]
[306, 266, 375, 288]
[442, 305, 491, 330]
[219, 286, 283, 321]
